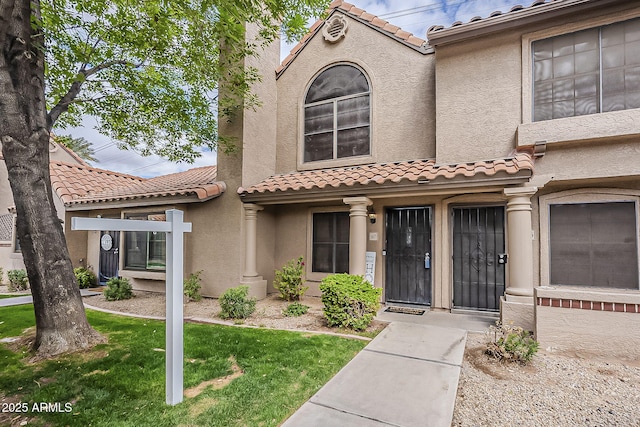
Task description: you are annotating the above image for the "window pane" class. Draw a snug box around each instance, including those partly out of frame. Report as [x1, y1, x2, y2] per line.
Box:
[305, 65, 369, 103]
[304, 132, 333, 162]
[336, 212, 350, 242]
[305, 103, 333, 134]
[335, 244, 350, 274]
[304, 65, 371, 162]
[125, 231, 147, 269]
[337, 127, 370, 158]
[312, 243, 333, 273]
[337, 95, 370, 129]
[312, 212, 350, 273]
[553, 54, 575, 78]
[147, 231, 166, 270]
[550, 202, 638, 289]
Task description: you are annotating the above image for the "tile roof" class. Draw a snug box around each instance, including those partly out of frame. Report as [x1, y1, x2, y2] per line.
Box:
[427, 0, 556, 35]
[277, 0, 429, 76]
[238, 153, 534, 199]
[427, 0, 616, 44]
[50, 161, 224, 207]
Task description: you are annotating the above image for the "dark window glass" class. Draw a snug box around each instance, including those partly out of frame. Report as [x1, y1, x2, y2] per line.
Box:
[304, 65, 370, 162]
[533, 18, 640, 121]
[550, 202, 638, 288]
[312, 212, 350, 273]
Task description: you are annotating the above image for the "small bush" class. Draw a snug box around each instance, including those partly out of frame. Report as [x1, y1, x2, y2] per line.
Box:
[0, 267, 4, 284]
[320, 274, 382, 331]
[7, 269, 29, 292]
[274, 257, 308, 301]
[219, 285, 256, 319]
[184, 271, 203, 302]
[283, 302, 309, 317]
[486, 321, 539, 365]
[74, 267, 97, 289]
[104, 277, 134, 301]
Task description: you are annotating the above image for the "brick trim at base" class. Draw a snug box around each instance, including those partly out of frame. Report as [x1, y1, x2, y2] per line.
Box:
[537, 297, 640, 313]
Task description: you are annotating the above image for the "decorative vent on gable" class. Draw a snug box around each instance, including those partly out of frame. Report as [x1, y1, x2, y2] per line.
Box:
[323, 15, 348, 43]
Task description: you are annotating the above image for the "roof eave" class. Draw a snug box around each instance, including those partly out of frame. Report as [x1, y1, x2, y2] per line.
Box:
[65, 190, 224, 211]
[427, 0, 624, 47]
[276, 8, 431, 80]
[239, 171, 532, 205]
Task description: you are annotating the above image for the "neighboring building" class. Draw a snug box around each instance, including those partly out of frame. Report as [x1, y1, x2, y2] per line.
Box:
[62, 0, 640, 359]
[0, 139, 86, 278]
[60, 163, 223, 288]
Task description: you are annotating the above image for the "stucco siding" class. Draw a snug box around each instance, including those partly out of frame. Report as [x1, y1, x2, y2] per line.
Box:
[275, 15, 435, 174]
[435, 31, 522, 164]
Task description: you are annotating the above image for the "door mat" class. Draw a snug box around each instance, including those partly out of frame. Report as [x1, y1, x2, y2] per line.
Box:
[384, 306, 426, 316]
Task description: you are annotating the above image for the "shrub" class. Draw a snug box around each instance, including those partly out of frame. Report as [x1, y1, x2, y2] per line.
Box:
[7, 269, 29, 292]
[485, 321, 539, 365]
[219, 285, 256, 319]
[184, 271, 203, 302]
[74, 267, 97, 289]
[104, 277, 134, 301]
[319, 274, 382, 331]
[274, 257, 308, 301]
[283, 302, 309, 317]
[0, 267, 4, 284]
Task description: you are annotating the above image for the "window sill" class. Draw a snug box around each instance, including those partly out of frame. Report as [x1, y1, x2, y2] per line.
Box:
[120, 269, 166, 281]
[298, 155, 374, 171]
[518, 109, 640, 147]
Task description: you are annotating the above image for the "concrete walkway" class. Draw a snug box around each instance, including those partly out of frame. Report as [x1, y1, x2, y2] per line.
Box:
[283, 319, 470, 427]
[0, 289, 100, 307]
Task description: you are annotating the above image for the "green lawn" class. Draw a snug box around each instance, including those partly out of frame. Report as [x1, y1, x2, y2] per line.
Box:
[0, 306, 366, 426]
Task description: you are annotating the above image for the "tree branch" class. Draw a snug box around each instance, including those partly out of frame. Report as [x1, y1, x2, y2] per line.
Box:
[46, 59, 128, 129]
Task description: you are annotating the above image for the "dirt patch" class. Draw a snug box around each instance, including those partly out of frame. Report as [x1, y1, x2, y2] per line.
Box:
[83, 291, 387, 336]
[184, 356, 243, 398]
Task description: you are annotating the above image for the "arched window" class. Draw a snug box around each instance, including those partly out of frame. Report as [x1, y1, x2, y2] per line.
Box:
[304, 64, 370, 162]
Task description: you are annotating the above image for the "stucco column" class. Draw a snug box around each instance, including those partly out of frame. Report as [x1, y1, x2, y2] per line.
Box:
[343, 197, 372, 276]
[242, 203, 263, 277]
[240, 203, 267, 299]
[501, 187, 538, 330]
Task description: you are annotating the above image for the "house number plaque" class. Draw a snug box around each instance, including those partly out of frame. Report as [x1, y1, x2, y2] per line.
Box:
[100, 234, 113, 251]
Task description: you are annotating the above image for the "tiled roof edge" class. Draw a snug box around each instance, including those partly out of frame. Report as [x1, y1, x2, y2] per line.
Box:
[427, 0, 622, 46]
[276, 0, 430, 78]
[238, 153, 534, 197]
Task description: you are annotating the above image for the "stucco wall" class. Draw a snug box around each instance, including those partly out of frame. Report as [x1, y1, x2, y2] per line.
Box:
[535, 286, 640, 361]
[434, 31, 521, 164]
[275, 15, 435, 174]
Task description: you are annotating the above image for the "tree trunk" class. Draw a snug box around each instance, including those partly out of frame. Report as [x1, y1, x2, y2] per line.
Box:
[0, 0, 104, 357]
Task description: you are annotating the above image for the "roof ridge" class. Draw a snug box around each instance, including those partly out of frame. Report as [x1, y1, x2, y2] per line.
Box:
[145, 165, 217, 182]
[51, 160, 145, 182]
[276, 0, 429, 76]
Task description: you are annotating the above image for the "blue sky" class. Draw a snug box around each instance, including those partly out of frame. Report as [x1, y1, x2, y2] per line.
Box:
[68, 0, 530, 178]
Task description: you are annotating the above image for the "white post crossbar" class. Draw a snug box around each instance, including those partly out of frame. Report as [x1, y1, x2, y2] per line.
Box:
[71, 209, 192, 405]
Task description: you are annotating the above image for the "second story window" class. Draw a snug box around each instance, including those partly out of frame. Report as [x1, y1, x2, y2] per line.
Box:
[533, 17, 640, 121]
[304, 64, 370, 162]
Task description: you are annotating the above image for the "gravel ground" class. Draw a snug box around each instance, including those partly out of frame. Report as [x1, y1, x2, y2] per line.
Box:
[453, 333, 640, 426]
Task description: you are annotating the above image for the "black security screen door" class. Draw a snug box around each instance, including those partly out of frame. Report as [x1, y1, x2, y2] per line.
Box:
[452, 207, 506, 311]
[99, 230, 120, 284]
[385, 207, 432, 305]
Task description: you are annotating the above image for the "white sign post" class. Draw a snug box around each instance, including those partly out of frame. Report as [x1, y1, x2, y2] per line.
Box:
[71, 209, 192, 406]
